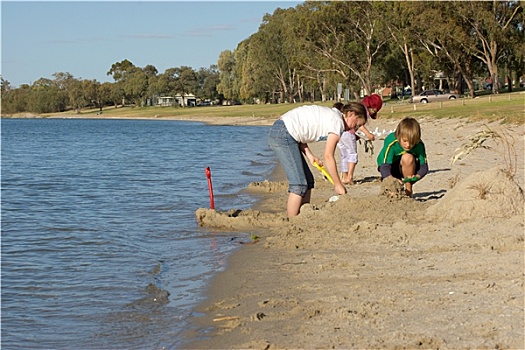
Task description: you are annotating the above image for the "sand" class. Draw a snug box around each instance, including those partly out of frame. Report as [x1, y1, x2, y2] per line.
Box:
[180, 116, 524, 350]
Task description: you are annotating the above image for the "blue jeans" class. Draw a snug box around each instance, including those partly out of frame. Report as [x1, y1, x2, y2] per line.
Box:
[268, 119, 314, 197]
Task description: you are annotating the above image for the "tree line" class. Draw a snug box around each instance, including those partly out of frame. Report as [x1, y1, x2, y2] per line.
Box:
[0, 63, 221, 114]
[1, 1, 523, 114]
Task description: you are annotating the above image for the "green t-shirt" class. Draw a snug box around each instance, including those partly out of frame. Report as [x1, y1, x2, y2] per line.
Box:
[377, 132, 427, 168]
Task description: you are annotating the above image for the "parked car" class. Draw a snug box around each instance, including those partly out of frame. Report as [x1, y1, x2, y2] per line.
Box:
[410, 90, 458, 103]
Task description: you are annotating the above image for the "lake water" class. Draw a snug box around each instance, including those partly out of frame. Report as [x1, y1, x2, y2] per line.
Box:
[1, 118, 275, 349]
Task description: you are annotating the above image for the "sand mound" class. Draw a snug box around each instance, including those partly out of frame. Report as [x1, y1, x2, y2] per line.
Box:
[426, 167, 524, 224]
[379, 176, 406, 198]
[195, 208, 287, 231]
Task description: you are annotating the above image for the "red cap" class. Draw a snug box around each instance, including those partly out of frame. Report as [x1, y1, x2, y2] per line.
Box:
[361, 94, 383, 119]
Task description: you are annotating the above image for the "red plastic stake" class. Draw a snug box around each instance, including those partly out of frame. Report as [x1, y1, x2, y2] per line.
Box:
[205, 167, 215, 209]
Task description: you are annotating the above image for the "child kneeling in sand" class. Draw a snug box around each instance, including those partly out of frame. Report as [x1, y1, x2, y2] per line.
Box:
[377, 117, 428, 197]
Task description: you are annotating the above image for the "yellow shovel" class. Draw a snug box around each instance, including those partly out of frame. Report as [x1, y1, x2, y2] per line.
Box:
[313, 161, 334, 185]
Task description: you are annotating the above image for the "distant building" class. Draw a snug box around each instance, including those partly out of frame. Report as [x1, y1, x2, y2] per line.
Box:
[157, 96, 175, 106]
[156, 94, 197, 107]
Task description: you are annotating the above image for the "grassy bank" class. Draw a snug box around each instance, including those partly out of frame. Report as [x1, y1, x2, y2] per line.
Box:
[6, 91, 524, 125]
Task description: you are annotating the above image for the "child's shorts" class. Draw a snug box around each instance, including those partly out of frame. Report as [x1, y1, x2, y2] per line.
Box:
[391, 157, 420, 180]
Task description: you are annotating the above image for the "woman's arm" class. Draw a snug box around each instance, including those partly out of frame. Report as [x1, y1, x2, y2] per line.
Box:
[299, 143, 320, 165]
[324, 133, 347, 195]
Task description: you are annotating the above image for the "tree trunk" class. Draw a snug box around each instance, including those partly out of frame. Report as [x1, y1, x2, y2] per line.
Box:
[296, 75, 303, 103]
[406, 47, 416, 95]
[464, 77, 476, 98]
[491, 70, 499, 94]
[489, 40, 499, 94]
[319, 74, 327, 102]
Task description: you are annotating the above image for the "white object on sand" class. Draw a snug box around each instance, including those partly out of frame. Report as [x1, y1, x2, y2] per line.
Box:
[328, 195, 340, 202]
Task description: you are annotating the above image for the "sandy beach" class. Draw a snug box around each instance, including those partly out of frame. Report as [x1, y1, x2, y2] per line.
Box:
[182, 116, 524, 349]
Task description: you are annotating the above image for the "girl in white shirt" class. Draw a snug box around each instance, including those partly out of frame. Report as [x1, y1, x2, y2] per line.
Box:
[338, 94, 383, 184]
[268, 103, 368, 217]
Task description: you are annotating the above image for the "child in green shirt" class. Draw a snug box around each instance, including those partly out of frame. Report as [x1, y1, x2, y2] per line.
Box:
[377, 117, 428, 197]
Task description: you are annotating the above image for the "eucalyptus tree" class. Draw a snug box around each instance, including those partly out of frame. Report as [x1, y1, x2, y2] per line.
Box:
[217, 50, 237, 102]
[261, 7, 303, 103]
[380, 50, 409, 89]
[1, 77, 10, 93]
[506, 23, 525, 90]
[82, 79, 99, 110]
[142, 64, 159, 104]
[159, 66, 198, 106]
[52, 72, 75, 90]
[121, 66, 149, 106]
[107, 59, 135, 81]
[277, 6, 316, 103]
[82, 80, 112, 112]
[1, 79, 30, 113]
[238, 36, 275, 103]
[293, 2, 338, 102]
[96, 82, 113, 111]
[415, 2, 480, 97]
[234, 7, 302, 103]
[67, 79, 86, 113]
[109, 82, 124, 108]
[29, 78, 67, 113]
[451, 0, 523, 94]
[178, 66, 199, 101]
[303, 1, 388, 98]
[196, 66, 219, 101]
[380, 1, 423, 96]
[107, 59, 136, 105]
[235, 39, 255, 101]
[145, 76, 160, 106]
[142, 64, 158, 78]
[51, 72, 76, 109]
[499, 1, 525, 91]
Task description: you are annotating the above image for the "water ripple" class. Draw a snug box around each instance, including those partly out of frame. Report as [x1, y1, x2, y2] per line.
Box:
[1, 118, 273, 349]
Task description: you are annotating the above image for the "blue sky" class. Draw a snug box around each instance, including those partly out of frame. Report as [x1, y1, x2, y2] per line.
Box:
[1, 1, 303, 87]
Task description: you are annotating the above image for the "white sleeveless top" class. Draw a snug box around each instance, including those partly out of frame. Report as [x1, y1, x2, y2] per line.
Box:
[281, 105, 344, 143]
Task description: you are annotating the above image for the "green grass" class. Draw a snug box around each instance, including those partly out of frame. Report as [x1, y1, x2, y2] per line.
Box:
[381, 92, 524, 125]
[47, 91, 524, 125]
[74, 102, 304, 120]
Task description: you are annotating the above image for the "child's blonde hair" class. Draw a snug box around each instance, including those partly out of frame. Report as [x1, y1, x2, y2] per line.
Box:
[395, 117, 421, 147]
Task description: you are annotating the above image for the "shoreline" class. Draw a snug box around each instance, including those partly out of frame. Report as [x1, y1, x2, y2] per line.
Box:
[181, 117, 524, 349]
[1, 113, 277, 127]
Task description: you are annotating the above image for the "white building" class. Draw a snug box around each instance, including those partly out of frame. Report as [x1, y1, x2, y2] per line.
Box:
[156, 94, 197, 107]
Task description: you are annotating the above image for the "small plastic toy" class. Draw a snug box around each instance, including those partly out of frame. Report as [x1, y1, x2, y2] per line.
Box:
[313, 161, 334, 185]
